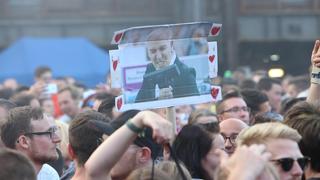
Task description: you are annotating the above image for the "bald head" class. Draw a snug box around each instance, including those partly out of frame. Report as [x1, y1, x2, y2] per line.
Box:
[220, 118, 248, 131]
[220, 118, 248, 155]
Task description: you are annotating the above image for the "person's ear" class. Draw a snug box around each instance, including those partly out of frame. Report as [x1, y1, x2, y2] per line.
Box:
[16, 135, 30, 150]
[217, 114, 224, 123]
[67, 143, 76, 160]
[136, 147, 152, 165]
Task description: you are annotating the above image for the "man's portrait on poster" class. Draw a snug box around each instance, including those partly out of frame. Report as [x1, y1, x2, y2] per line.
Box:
[135, 29, 200, 103]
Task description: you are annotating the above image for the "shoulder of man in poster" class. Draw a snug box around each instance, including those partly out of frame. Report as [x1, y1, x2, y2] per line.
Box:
[111, 22, 222, 45]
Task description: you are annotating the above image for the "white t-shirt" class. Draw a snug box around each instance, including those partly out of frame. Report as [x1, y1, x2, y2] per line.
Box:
[37, 164, 59, 180]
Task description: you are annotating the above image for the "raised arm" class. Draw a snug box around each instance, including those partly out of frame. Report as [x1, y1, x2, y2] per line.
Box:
[84, 111, 173, 180]
[307, 40, 320, 105]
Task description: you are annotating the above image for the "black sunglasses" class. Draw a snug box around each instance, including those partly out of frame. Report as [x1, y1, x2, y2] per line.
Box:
[271, 157, 310, 172]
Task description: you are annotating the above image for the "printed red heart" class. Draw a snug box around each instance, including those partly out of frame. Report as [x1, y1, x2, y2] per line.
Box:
[116, 98, 123, 110]
[209, 55, 215, 63]
[112, 59, 118, 71]
[114, 32, 123, 43]
[211, 88, 219, 99]
[210, 27, 221, 36]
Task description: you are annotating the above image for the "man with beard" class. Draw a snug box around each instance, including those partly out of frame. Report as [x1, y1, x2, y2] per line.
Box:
[1, 106, 61, 180]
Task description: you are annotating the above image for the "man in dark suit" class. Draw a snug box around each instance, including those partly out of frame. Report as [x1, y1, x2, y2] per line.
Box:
[135, 29, 199, 102]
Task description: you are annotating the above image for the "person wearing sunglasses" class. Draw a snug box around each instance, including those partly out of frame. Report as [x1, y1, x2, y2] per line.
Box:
[217, 91, 250, 125]
[1, 106, 61, 180]
[237, 122, 308, 180]
[284, 101, 320, 180]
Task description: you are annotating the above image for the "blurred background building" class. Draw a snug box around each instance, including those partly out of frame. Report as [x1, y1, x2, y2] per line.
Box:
[0, 0, 319, 76]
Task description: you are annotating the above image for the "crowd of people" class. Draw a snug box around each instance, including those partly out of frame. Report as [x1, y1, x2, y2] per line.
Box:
[0, 39, 319, 180]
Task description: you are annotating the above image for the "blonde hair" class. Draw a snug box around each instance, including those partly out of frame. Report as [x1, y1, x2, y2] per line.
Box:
[55, 120, 70, 160]
[215, 162, 280, 180]
[237, 122, 301, 146]
[126, 161, 192, 180]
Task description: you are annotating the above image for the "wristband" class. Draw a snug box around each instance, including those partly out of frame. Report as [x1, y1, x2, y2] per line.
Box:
[311, 66, 320, 84]
[126, 119, 144, 134]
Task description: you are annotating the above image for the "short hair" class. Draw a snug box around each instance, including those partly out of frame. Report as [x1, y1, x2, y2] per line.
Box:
[237, 122, 301, 147]
[188, 109, 217, 125]
[10, 93, 37, 107]
[253, 112, 283, 125]
[0, 149, 36, 180]
[35, 66, 51, 78]
[0, 88, 15, 100]
[257, 78, 281, 91]
[147, 28, 173, 42]
[69, 110, 110, 166]
[1, 106, 44, 149]
[239, 79, 257, 89]
[172, 124, 218, 179]
[280, 97, 306, 115]
[283, 102, 320, 172]
[0, 99, 16, 111]
[58, 86, 81, 101]
[216, 91, 243, 114]
[241, 89, 268, 115]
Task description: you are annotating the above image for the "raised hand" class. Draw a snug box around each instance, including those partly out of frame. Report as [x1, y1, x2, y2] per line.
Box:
[311, 40, 320, 68]
[131, 111, 173, 144]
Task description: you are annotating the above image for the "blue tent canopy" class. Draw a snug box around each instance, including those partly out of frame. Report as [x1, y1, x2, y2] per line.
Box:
[0, 37, 109, 88]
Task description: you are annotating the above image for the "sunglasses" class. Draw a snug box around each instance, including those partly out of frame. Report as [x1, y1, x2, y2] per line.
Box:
[271, 157, 310, 172]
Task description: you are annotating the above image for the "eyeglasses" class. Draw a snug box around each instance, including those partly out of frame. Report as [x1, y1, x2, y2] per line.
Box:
[271, 157, 310, 172]
[24, 127, 58, 139]
[221, 106, 250, 114]
[221, 134, 238, 144]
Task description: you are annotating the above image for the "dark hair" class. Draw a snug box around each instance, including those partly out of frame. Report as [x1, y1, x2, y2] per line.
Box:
[10, 93, 37, 107]
[253, 112, 283, 125]
[58, 86, 81, 101]
[216, 91, 243, 114]
[35, 66, 52, 78]
[283, 102, 320, 172]
[241, 89, 268, 116]
[1, 106, 44, 148]
[280, 97, 306, 115]
[239, 79, 257, 89]
[95, 92, 113, 101]
[0, 149, 36, 180]
[0, 88, 15, 100]
[97, 95, 116, 119]
[69, 110, 110, 166]
[257, 78, 281, 91]
[172, 124, 216, 179]
[0, 99, 16, 110]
